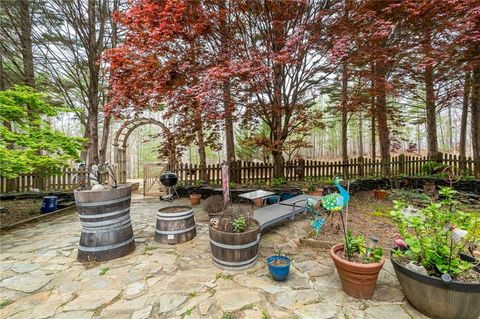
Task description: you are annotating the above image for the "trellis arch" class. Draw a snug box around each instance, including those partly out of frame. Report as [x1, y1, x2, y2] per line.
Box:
[113, 117, 170, 183]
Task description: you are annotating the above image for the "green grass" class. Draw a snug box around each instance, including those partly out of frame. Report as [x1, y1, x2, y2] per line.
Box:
[215, 273, 233, 280]
[262, 311, 271, 319]
[98, 267, 109, 276]
[221, 312, 235, 319]
[188, 291, 197, 298]
[0, 300, 13, 309]
[142, 244, 155, 255]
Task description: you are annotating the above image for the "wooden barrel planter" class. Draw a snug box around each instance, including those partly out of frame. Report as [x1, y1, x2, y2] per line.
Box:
[74, 184, 135, 262]
[155, 206, 196, 244]
[209, 221, 260, 271]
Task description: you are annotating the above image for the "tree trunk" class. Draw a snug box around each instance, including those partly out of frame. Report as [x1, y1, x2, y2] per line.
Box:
[358, 113, 364, 156]
[196, 111, 207, 181]
[272, 150, 285, 178]
[471, 67, 480, 160]
[459, 72, 471, 159]
[224, 81, 236, 164]
[424, 29, 438, 157]
[375, 59, 390, 173]
[86, 0, 100, 166]
[98, 115, 110, 166]
[19, 0, 35, 87]
[370, 63, 376, 160]
[341, 62, 348, 163]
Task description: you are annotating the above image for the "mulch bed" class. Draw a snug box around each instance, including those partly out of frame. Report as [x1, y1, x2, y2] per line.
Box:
[0, 198, 44, 227]
[308, 191, 397, 249]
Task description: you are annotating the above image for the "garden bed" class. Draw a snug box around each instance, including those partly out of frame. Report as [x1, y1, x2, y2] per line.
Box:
[0, 197, 76, 232]
[300, 191, 397, 249]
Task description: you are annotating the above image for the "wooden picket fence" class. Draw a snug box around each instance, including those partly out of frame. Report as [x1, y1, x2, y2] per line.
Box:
[0, 168, 87, 194]
[168, 153, 480, 185]
[1, 153, 479, 193]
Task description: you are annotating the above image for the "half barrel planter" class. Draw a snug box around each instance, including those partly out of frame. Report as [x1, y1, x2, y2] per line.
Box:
[155, 206, 196, 244]
[74, 184, 135, 262]
[209, 221, 260, 270]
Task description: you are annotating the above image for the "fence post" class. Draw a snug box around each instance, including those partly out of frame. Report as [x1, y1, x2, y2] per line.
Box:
[358, 156, 364, 178]
[399, 154, 405, 175]
[297, 159, 305, 180]
[435, 152, 444, 164]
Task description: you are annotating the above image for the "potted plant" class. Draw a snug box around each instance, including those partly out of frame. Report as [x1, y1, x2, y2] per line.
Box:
[330, 231, 385, 299]
[389, 187, 480, 319]
[189, 192, 202, 205]
[203, 195, 226, 219]
[373, 189, 387, 200]
[209, 207, 260, 270]
[307, 181, 323, 196]
[267, 247, 291, 282]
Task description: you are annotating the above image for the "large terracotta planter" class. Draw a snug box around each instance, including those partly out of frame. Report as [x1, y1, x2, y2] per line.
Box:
[330, 243, 385, 299]
[391, 255, 480, 319]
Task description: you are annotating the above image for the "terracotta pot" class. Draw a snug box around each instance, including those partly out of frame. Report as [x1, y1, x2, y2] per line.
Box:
[330, 243, 385, 299]
[307, 188, 323, 196]
[253, 198, 264, 207]
[373, 189, 387, 200]
[189, 194, 201, 205]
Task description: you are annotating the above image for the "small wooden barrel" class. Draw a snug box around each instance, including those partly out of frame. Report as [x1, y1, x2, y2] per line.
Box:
[155, 206, 196, 244]
[209, 221, 260, 270]
[74, 184, 135, 262]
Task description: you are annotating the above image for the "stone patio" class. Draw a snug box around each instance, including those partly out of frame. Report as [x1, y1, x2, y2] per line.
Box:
[0, 198, 430, 319]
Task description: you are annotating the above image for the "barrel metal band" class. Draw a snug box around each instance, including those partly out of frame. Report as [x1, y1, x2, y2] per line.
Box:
[81, 221, 132, 233]
[78, 237, 134, 252]
[80, 214, 131, 228]
[155, 225, 196, 235]
[156, 213, 193, 221]
[157, 209, 193, 218]
[76, 195, 131, 207]
[78, 207, 130, 220]
[212, 253, 258, 267]
[210, 234, 260, 250]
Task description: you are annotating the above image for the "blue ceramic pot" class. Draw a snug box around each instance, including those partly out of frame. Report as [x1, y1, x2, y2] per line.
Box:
[267, 255, 291, 282]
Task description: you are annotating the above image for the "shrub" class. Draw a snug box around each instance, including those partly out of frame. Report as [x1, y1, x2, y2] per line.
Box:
[204, 195, 225, 218]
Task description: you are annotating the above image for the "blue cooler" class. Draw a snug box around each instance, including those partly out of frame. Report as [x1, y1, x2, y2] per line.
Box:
[41, 196, 58, 213]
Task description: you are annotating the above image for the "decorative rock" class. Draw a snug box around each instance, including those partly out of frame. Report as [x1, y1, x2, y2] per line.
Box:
[215, 288, 263, 312]
[405, 262, 428, 276]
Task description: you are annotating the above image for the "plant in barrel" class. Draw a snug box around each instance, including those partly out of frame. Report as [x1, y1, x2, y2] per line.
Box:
[389, 186, 480, 318]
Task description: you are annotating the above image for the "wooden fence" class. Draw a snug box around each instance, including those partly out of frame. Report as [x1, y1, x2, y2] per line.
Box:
[169, 153, 480, 185]
[0, 168, 88, 194]
[1, 153, 479, 193]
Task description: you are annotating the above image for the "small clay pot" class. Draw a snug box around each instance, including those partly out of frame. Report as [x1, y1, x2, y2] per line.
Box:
[330, 243, 385, 299]
[373, 189, 387, 200]
[190, 194, 201, 205]
[253, 198, 264, 207]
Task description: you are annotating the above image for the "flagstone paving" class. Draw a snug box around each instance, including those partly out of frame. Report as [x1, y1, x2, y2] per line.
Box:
[0, 198, 429, 319]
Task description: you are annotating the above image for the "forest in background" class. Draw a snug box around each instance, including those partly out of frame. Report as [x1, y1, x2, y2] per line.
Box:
[1, 0, 479, 179]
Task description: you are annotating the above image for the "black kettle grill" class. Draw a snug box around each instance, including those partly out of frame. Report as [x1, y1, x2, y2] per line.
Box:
[159, 172, 179, 201]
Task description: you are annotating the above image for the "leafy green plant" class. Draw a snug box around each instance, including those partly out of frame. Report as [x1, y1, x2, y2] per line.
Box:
[271, 177, 287, 187]
[232, 216, 247, 233]
[229, 182, 237, 189]
[390, 186, 479, 278]
[99, 267, 109, 276]
[344, 231, 383, 263]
